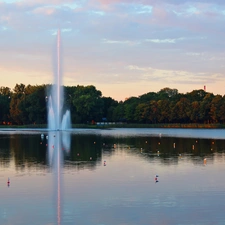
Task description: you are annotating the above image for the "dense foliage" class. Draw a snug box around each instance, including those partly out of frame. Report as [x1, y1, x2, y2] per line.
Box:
[1, 84, 225, 125]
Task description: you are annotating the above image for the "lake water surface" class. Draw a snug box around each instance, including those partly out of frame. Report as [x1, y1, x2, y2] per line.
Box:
[0, 128, 225, 225]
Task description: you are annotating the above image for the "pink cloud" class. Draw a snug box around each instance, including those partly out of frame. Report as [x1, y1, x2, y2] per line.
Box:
[18, 0, 75, 6]
[32, 7, 56, 15]
[95, 0, 225, 5]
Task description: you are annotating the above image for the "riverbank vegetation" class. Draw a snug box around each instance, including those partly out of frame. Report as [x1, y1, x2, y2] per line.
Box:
[1, 83, 225, 127]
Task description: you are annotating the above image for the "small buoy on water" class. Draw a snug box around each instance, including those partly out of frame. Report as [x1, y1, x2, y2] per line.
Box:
[7, 178, 10, 186]
[204, 158, 207, 165]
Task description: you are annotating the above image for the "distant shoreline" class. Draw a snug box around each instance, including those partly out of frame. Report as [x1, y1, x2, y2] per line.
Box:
[0, 123, 225, 129]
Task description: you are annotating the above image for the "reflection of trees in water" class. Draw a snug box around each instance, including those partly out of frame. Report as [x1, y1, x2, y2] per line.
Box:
[64, 134, 103, 171]
[0, 135, 11, 167]
[0, 133, 225, 170]
[9, 134, 47, 171]
[118, 136, 225, 165]
[94, 136, 225, 165]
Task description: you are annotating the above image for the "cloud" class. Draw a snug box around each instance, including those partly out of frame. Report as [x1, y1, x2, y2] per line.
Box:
[145, 38, 179, 44]
[32, 6, 56, 15]
[95, 0, 225, 6]
[0, 0, 225, 100]
[126, 65, 224, 85]
[102, 38, 140, 45]
[145, 36, 207, 44]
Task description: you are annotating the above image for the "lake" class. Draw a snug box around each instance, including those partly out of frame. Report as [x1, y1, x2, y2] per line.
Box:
[0, 128, 225, 225]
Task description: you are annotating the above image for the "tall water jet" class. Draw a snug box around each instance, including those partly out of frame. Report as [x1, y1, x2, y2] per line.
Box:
[47, 29, 71, 131]
[47, 29, 72, 163]
[55, 28, 62, 130]
[46, 29, 71, 225]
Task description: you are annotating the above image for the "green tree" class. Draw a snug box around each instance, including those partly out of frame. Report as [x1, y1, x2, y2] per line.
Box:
[10, 84, 47, 125]
[186, 89, 206, 102]
[64, 86, 77, 123]
[148, 100, 159, 123]
[219, 96, 225, 123]
[134, 103, 149, 123]
[173, 98, 191, 123]
[71, 85, 103, 123]
[25, 85, 47, 124]
[0, 86, 12, 124]
[209, 95, 223, 123]
[123, 97, 139, 122]
[189, 101, 200, 123]
[139, 92, 158, 102]
[199, 93, 214, 123]
[112, 101, 125, 122]
[10, 84, 26, 124]
[157, 99, 170, 123]
[102, 97, 118, 122]
[158, 87, 178, 98]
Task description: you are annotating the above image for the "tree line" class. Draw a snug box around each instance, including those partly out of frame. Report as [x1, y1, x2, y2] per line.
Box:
[0, 84, 225, 125]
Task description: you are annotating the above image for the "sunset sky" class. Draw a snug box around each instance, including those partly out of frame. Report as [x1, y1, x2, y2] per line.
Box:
[0, 0, 225, 101]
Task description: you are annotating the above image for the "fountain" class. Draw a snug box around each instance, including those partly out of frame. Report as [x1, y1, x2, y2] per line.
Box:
[46, 29, 71, 225]
[48, 29, 71, 131]
[47, 29, 71, 164]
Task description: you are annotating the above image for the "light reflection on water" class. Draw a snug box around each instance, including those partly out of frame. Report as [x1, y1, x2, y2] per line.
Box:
[0, 128, 225, 225]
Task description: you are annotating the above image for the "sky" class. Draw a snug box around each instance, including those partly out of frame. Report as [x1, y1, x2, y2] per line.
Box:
[0, 0, 225, 101]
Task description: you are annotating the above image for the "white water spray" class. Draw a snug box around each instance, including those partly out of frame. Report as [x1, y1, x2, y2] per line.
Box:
[46, 29, 71, 225]
[47, 29, 71, 131]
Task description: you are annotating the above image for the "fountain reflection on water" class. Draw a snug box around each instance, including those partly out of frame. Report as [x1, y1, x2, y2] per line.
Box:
[47, 29, 71, 225]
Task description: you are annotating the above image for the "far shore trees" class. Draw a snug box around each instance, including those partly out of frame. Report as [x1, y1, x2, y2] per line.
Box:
[1, 84, 225, 125]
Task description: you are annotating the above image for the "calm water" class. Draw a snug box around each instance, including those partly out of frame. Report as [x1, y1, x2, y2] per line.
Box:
[0, 128, 225, 225]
